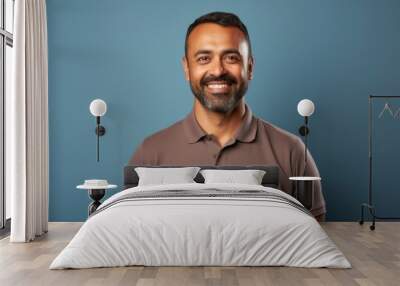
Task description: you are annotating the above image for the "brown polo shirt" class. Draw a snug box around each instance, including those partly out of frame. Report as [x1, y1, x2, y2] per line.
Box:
[129, 104, 326, 217]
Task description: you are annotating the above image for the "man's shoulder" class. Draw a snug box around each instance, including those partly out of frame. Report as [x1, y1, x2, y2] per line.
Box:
[140, 118, 186, 148]
[129, 118, 187, 165]
[256, 116, 303, 149]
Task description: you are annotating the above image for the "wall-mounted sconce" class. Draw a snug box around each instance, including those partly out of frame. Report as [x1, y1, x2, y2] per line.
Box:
[89, 99, 107, 162]
[297, 99, 315, 168]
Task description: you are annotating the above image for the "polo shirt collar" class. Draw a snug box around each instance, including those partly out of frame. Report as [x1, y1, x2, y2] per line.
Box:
[183, 109, 207, 144]
[183, 104, 257, 144]
[235, 104, 257, 143]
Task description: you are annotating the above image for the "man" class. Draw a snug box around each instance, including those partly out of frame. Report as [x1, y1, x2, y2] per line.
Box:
[130, 12, 326, 220]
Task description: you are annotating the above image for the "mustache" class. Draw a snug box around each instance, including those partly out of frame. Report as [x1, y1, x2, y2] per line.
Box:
[200, 73, 237, 86]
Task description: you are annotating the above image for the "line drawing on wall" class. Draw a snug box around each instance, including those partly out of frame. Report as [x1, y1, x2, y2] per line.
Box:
[378, 102, 394, 118]
[377, 102, 400, 119]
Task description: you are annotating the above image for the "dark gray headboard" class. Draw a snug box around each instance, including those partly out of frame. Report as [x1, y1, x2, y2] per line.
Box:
[124, 165, 280, 190]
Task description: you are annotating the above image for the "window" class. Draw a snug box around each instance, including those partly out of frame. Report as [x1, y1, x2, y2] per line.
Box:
[0, 0, 13, 232]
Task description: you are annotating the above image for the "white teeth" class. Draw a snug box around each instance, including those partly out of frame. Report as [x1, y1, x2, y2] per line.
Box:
[208, 84, 228, 88]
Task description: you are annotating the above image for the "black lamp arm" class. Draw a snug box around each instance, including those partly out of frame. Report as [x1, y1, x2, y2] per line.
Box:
[298, 116, 309, 174]
[95, 116, 106, 162]
[304, 116, 308, 166]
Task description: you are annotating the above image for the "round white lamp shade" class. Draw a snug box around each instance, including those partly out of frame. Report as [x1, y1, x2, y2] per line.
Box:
[89, 99, 107, 117]
[297, 99, 315, 117]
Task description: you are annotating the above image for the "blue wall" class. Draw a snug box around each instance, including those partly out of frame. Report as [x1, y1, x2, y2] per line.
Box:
[47, 0, 400, 221]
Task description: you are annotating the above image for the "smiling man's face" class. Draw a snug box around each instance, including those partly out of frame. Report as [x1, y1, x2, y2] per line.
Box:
[183, 23, 253, 114]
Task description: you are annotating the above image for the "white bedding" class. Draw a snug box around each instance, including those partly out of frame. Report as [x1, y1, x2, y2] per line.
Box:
[50, 183, 351, 269]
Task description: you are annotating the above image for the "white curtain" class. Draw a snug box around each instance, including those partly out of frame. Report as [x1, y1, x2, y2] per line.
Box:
[8, 0, 49, 242]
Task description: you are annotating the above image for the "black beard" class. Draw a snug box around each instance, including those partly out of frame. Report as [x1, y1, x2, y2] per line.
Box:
[189, 74, 248, 114]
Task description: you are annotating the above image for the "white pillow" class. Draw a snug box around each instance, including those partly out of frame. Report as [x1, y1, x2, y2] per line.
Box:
[200, 169, 266, 185]
[135, 167, 201, 186]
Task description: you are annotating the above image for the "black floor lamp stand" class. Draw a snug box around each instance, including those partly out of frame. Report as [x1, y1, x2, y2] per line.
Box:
[359, 95, 400, 230]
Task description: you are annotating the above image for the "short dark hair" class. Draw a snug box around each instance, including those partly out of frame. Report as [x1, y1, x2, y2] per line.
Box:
[185, 11, 252, 58]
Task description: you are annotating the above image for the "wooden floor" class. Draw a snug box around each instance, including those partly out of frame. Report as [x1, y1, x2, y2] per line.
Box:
[0, 222, 399, 286]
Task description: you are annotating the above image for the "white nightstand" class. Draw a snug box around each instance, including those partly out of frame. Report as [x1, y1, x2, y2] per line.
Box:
[77, 180, 117, 216]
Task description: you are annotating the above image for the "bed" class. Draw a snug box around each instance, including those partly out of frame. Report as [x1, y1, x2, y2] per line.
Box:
[50, 165, 350, 269]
